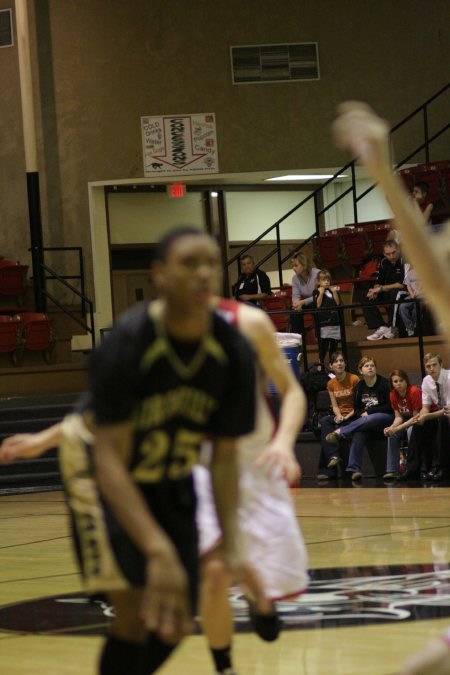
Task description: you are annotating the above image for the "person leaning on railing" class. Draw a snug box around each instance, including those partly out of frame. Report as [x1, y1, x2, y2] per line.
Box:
[290, 252, 320, 334]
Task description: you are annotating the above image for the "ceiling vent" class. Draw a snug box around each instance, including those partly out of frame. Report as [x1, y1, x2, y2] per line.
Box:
[0, 9, 13, 48]
[231, 42, 319, 84]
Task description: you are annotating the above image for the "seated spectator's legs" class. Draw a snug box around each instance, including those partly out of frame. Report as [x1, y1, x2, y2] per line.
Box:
[391, 290, 409, 334]
[435, 417, 450, 476]
[337, 412, 394, 440]
[398, 297, 417, 336]
[319, 415, 341, 468]
[362, 298, 385, 330]
[407, 420, 438, 474]
[347, 431, 369, 473]
[386, 428, 409, 473]
[385, 288, 404, 327]
[363, 289, 399, 329]
[344, 413, 393, 473]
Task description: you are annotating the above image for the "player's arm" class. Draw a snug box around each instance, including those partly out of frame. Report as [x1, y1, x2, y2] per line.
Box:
[243, 308, 306, 482]
[0, 422, 62, 462]
[332, 101, 450, 343]
[91, 421, 192, 641]
[210, 435, 239, 563]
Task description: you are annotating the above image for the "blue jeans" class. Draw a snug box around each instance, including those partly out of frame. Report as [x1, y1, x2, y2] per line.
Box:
[386, 426, 413, 472]
[398, 297, 417, 332]
[339, 413, 394, 472]
[318, 414, 353, 476]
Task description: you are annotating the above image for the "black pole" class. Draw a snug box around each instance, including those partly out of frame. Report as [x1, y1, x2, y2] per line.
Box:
[26, 171, 46, 312]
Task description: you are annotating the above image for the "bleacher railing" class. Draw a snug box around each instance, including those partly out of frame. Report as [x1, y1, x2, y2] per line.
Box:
[266, 295, 428, 377]
[35, 246, 95, 349]
[227, 82, 450, 288]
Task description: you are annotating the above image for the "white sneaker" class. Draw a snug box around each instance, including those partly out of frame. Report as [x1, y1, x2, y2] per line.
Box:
[383, 327, 396, 339]
[367, 326, 389, 340]
[406, 328, 415, 337]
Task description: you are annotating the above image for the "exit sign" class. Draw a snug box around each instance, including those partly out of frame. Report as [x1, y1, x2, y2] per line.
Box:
[168, 183, 186, 198]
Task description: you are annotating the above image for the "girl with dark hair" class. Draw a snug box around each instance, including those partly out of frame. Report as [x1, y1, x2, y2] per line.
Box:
[316, 351, 359, 480]
[383, 369, 421, 480]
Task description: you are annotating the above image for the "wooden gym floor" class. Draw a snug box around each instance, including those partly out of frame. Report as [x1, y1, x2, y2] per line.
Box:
[1, 484, 450, 675]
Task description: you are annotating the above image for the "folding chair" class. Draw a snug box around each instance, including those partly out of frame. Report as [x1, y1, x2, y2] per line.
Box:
[16, 312, 55, 364]
[0, 315, 23, 366]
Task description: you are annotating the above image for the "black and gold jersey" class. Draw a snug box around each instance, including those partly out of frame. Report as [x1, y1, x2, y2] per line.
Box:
[87, 302, 256, 484]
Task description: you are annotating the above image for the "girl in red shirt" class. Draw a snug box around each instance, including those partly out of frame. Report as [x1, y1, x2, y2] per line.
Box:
[383, 369, 421, 479]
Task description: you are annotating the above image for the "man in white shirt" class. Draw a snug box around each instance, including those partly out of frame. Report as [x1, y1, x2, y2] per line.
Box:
[408, 353, 450, 482]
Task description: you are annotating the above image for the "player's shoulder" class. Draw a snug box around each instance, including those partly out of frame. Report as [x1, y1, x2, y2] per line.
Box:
[212, 306, 248, 343]
[93, 303, 155, 365]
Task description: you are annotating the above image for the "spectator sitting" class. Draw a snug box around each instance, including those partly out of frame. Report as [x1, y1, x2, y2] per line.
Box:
[316, 351, 360, 481]
[234, 254, 271, 306]
[290, 252, 320, 333]
[312, 269, 342, 365]
[383, 369, 422, 480]
[412, 181, 433, 222]
[325, 355, 394, 481]
[398, 352, 450, 482]
[398, 263, 423, 337]
[365, 239, 406, 340]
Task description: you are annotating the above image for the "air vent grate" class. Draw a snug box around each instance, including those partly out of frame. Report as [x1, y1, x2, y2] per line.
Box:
[231, 42, 319, 84]
[0, 9, 13, 48]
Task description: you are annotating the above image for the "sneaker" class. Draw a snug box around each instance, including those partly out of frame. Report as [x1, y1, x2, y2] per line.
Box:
[383, 327, 396, 339]
[317, 473, 330, 481]
[216, 670, 238, 675]
[327, 456, 341, 469]
[248, 601, 283, 642]
[351, 471, 362, 480]
[366, 326, 389, 340]
[406, 328, 415, 337]
[383, 471, 400, 480]
[325, 430, 341, 444]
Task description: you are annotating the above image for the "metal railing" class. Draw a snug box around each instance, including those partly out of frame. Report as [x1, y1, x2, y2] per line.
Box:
[227, 82, 450, 285]
[266, 295, 429, 376]
[31, 245, 95, 349]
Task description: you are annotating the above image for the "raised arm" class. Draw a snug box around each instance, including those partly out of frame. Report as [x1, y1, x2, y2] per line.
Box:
[239, 306, 306, 483]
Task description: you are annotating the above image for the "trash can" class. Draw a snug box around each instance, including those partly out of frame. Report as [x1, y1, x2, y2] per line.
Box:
[268, 332, 302, 394]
